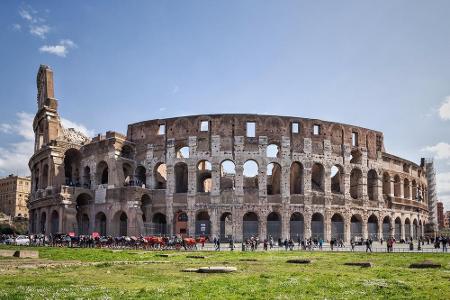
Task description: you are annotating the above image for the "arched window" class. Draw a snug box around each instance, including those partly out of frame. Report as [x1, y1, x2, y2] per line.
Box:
[367, 169, 378, 200]
[393, 175, 401, 197]
[42, 164, 49, 189]
[243, 212, 259, 239]
[290, 162, 303, 195]
[267, 212, 281, 240]
[197, 160, 212, 193]
[123, 163, 133, 186]
[154, 163, 167, 189]
[331, 165, 344, 194]
[350, 168, 363, 199]
[267, 163, 281, 195]
[383, 173, 391, 195]
[176, 146, 190, 158]
[97, 161, 109, 185]
[220, 160, 236, 191]
[403, 178, 410, 199]
[83, 166, 91, 188]
[311, 163, 324, 192]
[64, 148, 82, 186]
[243, 160, 259, 191]
[135, 166, 146, 187]
[266, 144, 279, 158]
[120, 145, 133, 159]
[350, 149, 362, 164]
[174, 162, 188, 193]
[331, 213, 344, 240]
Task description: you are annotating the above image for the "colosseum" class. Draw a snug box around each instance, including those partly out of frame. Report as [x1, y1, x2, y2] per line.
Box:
[28, 65, 438, 242]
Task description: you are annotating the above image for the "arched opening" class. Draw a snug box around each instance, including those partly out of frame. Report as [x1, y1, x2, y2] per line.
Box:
[403, 178, 410, 199]
[176, 146, 190, 158]
[152, 213, 167, 236]
[368, 215, 378, 240]
[412, 219, 418, 240]
[141, 194, 152, 225]
[76, 193, 92, 235]
[83, 166, 91, 188]
[122, 163, 133, 186]
[120, 145, 133, 159]
[290, 162, 303, 195]
[220, 160, 236, 191]
[331, 165, 344, 194]
[34, 168, 39, 191]
[394, 217, 401, 240]
[393, 175, 401, 197]
[382, 216, 391, 240]
[267, 163, 281, 195]
[367, 169, 378, 200]
[154, 163, 167, 189]
[311, 163, 324, 192]
[78, 214, 89, 235]
[135, 166, 146, 187]
[119, 212, 128, 236]
[42, 164, 49, 189]
[95, 212, 107, 236]
[267, 212, 281, 240]
[311, 213, 324, 240]
[350, 215, 363, 241]
[50, 210, 59, 234]
[197, 160, 212, 193]
[174, 162, 188, 193]
[350, 168, 363, 199]
[383, 173, 391, 196]
[174, 211, 188, 236]
[40, 211, 46, 234]
[266, 144, 279, 158]
[64, 149, 81, 186]
[97, 161, 109, 185]
[220, 212, 233, 241]
[289, 213, 304, 240]
[331, 213, 344, 240]
[243, 160, 259, 192]
[350, 149, 362, 164]
[404, 218, 411, 240]
[412, 180, 417, 200]
[195, 211, 211, 237]
[243, 212, 259, 240]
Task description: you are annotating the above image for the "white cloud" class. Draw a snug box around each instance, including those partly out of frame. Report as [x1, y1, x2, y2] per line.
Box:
[0, 112, 92, 177]
[159, 107, 167, 112]
[61, 118, 94, 137]
[39, 39, 77, 57]
[436, 172, 450, 210]
[422, 142, 450, 160]
[18, 7, 34, 22]
[12, 23, 21, 31]
[30, 24, 50, 39]
[439, 96, 450, 120]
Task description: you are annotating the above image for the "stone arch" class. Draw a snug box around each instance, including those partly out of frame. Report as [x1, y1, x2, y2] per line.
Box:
[382, 216, 391, 240]
[267, 212, 281, 240]
[367, 169, 378, 200]
[331, 165, 344, 194]
[243, 212, 259, 240]
[152, 213, 167, 235]
[311, 212, 324, 240]
[289, 212, 304, 240]
[174, 162, 188, 193]
[42, 164, 49, 189]
[350, 168, 363, 199]
[174, 211, 188, 236]
[350, 214, 363, 241]
[383, 172, 391, 196]
[350, 149, 362, 164]
[367, 214, 378, 240]
[412, 219, 418, 239]
[176, 146, 190, 159]
[82, 166, 91, 188]
[220, 160, 236, 191]
[331, 213, 344, 240]
[290, 162, 303, 195]
[412, 180, 417, 200]
[220, 212, 233, 241]
[113, 211, 128, 236]
[404, 218, 411, 240]
[403, 178, 410, 199]
[394, 217, 401, 240]
[76, 193, 92, 235]
[140, 194, 152, 223]
[97, 161, 109, 185]
[267, 162, 281, 195]
[243, 160, 259, 191]
[195, 211, 211, 237]
[40, 211, 47, 233]
[122, 162, 133, 186]
[393, 175, 401, 197]
[197, 160, 212, 193]
[311, 163, 325, 192]
[135, 165, 146, 187]
[64, 148, 82, 186]
[266, 144, 280, 158]
[95, 212, 107, 236]
[120, 145, 134, 159]
[50, 210, 59, 234]
[154, 163, 167, 189]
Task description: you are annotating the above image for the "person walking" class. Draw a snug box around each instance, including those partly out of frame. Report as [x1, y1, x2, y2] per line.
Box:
[365, 239, 372, 252]
[350, 239, 355, 252]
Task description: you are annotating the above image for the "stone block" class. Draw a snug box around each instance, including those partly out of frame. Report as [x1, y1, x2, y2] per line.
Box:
[0, 250, 16, 257]
[13, 250, 39, 258]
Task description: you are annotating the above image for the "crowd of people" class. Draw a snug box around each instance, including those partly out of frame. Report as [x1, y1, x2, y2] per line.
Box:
[0, 233, 448, 252]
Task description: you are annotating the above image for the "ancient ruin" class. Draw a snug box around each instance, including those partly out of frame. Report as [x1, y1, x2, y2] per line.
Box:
[28, 65, 436, 242]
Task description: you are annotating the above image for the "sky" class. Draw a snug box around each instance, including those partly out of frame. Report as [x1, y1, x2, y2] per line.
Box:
[0, 1, 449, 209]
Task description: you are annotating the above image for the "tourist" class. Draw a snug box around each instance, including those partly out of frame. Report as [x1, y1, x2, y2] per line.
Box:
[319, 239, 323, 250]
[350, 239, 355, 252]
[263, 239, 268, 251]
[365, 239, 372, 252]
[284, 238, 288, 251]
[229, 239, 234, 251]
[330, 239, 334, 251]
[442, 236, 448, 252]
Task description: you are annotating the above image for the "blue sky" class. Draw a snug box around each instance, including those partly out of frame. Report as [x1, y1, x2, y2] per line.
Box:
[0, 1, 449, 208]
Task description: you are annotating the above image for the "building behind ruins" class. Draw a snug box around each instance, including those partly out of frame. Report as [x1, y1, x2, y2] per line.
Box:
[0, 175, 31, 218]
[28, 65, 437, 241]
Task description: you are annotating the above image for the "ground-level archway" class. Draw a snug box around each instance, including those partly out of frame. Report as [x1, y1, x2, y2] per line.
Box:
[331, 213, 344, 240]
[311, 213, 324, 240]
[267, 212, 281, 240]
[350, 215, 363, 241]
[220, 212, 233, 241]
[368, 215, 378, 240]
[174, 211, 188, 237]
[152, 213, 167, 236]
[382, 216, 391, 240]
[395, 217, 401, 240]
[195, 211, 211, 237]
[243, 212, 259, 240]
[95, 212, 107, 236]
[289, 213, 304, 241]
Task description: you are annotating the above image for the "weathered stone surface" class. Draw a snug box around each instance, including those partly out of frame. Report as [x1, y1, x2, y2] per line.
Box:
[286, 259, 312, 264]
[344, 262, 372, 268]
[197, 266, 237, 273]
[409, 261, 441, 269]
[13, 250, 39, 259]
[0, 250, 16, 257]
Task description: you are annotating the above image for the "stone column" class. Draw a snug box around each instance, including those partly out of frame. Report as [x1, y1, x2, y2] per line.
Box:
[210, 209, 219, 239]
[324, 211, 331, 242]
[281, 210, 289, 239]
[377, 218, 383, 240]
[344, 215, 351, 244]
[304, 212, 312, 239]
[260, 215, 267, 239]
[233, 208, 243, 242]
[390, 218, 395, 238]
[362, 217, 368, 240]
[235, 164, 244, 197]
[187, 210, 195, 237]
[401, 219, 405, 241]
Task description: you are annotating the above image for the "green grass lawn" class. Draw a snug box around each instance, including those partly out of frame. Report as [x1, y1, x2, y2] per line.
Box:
[0, 246, 449, 299]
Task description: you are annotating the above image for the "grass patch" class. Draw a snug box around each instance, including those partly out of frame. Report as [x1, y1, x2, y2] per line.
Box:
[0, 245, 449, 299]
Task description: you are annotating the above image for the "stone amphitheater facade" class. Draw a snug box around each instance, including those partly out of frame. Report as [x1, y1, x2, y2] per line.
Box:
[28, 65, 434, 242]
